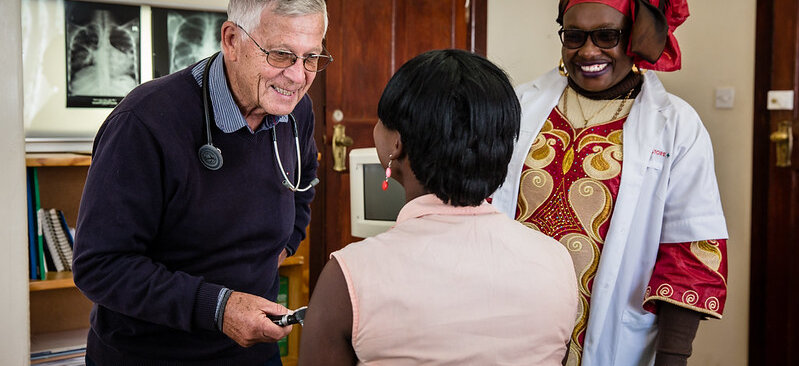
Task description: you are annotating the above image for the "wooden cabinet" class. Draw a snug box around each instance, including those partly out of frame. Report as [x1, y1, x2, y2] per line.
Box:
[26, 153, 309, 364]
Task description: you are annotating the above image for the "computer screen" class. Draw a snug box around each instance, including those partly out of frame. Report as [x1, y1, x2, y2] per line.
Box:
[349, 148, 405, 238]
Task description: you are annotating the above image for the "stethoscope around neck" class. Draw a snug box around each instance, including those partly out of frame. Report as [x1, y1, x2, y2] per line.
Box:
[198, 52, 319, 192]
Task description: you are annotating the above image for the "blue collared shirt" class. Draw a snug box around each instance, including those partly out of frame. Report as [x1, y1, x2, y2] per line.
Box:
[191, 53, 288, 133]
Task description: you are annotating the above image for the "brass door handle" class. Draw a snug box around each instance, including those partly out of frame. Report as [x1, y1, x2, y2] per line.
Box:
[332, 124, 354, 172]
[770, 120, 793, 167]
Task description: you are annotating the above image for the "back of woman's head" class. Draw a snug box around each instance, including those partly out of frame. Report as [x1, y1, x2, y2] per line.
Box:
[377, 49, 520, 207]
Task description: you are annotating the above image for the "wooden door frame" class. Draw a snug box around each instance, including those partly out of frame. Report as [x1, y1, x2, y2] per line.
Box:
[307, 70, 326, 292]
[306, 0, 487, 292]
[749, 0, 799, 363]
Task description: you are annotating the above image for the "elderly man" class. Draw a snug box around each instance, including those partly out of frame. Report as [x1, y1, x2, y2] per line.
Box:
[73, 1, 330, 364]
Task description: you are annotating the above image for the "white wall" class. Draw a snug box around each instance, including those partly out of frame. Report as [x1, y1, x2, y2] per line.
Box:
[0, 0, 32, 364]
[487, 1, 560, 86]
[487, 1, 754, 365]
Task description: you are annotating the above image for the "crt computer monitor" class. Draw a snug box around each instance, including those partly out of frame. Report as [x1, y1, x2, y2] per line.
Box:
[349, 147, 405, 238]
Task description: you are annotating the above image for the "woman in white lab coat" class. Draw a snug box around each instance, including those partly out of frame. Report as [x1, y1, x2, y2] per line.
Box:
[491, 1, 728, 365]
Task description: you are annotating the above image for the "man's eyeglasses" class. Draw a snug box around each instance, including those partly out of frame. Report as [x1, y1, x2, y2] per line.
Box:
[558, 28, 623, 49]
[237, 24, 333, 72]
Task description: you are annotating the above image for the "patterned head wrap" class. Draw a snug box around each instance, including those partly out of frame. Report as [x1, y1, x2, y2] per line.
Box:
[557, 0, 689, 71]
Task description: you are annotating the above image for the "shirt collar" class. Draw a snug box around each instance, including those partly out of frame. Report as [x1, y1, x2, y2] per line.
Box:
[395, 194, 498, 224]
[192, 54, 289, 134]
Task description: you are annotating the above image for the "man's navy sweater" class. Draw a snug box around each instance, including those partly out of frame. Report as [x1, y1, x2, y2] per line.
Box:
[73, 64, 317, 365]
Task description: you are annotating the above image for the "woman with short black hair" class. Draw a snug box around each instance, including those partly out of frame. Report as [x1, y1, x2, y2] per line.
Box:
[375, 49, 522, 207]
[298, 49, 578, 365]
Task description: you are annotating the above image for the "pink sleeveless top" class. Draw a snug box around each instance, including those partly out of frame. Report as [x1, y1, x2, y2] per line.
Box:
[332, 194, 578, 365]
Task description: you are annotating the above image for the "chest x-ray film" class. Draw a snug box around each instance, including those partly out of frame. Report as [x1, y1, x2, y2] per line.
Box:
[151, 8, 227, 79]
[64, 0, 140, 108]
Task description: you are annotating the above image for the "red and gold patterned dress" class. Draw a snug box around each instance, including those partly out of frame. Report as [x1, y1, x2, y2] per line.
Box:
[515, 96, 728, 366]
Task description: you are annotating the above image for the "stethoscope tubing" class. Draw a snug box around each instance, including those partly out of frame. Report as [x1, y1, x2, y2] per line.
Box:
[271, 115, 314, 192]
[201, 52, 317, 192]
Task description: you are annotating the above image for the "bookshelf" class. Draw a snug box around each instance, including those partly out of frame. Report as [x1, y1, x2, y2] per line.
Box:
[26, 153, 310, 364]
[26, 153, 92, 363]
[29, 271, 77, 291]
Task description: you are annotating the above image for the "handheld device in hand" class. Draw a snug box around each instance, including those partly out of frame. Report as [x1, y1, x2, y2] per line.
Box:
[268, 306, 307, 326]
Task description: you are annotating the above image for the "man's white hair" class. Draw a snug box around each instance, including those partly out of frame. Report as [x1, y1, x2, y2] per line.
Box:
[228, 0, 328, 36]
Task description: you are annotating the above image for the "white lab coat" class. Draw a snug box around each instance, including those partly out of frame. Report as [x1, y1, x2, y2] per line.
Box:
[492, 69, 728, 366]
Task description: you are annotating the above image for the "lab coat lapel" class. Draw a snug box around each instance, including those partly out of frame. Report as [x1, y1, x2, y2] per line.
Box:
[519, 69, 566, 134]
[583, 71, 669, 353]
[495, 70, 566, 216]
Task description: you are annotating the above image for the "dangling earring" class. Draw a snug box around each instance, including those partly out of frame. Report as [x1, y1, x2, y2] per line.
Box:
[558, 58, 569, 77]
[632, 64, 646, 75]
[382, 155, 392, 191]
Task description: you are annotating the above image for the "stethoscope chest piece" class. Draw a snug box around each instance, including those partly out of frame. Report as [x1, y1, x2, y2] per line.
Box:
[198, 52, 319, 191]
[198, 144, 223, 171]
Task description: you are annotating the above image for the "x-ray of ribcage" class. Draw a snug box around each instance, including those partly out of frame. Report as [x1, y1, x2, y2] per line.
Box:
[168, 11, 226, 73]
[65, 1, 140, 107]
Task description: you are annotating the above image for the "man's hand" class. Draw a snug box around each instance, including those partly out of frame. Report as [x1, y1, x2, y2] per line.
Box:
[222, 291, 293, 347]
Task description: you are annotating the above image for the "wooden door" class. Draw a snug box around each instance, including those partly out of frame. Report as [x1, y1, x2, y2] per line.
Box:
[307, 0, 486, 289]
[749, 0, 799, 364]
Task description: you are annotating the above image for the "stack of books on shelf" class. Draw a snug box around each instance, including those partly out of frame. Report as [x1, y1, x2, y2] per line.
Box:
[27, 167, 76, 280]
[30, 328, 86, 365]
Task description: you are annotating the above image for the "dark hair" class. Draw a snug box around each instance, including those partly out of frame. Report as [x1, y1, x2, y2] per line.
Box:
[377, 49, 520, 207]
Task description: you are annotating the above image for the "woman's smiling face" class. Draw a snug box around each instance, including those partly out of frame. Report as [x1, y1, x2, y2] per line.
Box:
[561, 2, 634, 92]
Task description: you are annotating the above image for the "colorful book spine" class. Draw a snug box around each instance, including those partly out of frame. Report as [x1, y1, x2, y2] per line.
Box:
[26, 168, 39, 280]
[32, 167, 47, 280]
[48, 208, 73, 271]
[56, 210, 75, 249]
[39, 208, 65, 272]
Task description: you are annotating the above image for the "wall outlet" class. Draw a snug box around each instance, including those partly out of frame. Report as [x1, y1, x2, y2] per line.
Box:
[715, 87, 735, 109]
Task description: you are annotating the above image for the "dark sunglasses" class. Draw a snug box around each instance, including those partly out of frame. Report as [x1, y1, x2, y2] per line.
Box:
[558, 28, 623, 49]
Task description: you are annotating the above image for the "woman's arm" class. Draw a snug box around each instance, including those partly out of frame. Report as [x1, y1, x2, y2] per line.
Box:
[298, 257, 357, 366]
[655, 302, 702, 366]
